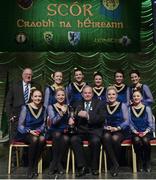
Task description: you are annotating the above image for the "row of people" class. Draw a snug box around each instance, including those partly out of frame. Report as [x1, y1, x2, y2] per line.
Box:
[6, 68, 153, 126]
[44, 68, 153, 108]
[16, 85, 154, 178]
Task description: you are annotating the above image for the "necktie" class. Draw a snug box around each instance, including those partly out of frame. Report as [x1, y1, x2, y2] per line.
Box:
[85, 102, 90, 112]
[24, 84, 29, 103]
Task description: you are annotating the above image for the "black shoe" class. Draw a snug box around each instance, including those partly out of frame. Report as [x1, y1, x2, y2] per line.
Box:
[138, 163, 143, 172]
[92, 169, 99, 175]
[48, 169, 57, 176]
[138, 168, 143, 172]
[49, 162, 57, 175]
[145, 162, 151, 173]
[33, 168, 38, 177]
[110, 165, 119, 177]
[27, 169, 34, 179]
[76, 167, 87, 177]
[58, 165, 65, 175]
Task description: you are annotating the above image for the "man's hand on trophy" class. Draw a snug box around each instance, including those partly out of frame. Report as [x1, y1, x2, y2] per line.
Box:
[68, 117, 74, 125]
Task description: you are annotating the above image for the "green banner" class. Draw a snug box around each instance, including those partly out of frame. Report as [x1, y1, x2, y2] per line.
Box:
[0, 0, 141, 52]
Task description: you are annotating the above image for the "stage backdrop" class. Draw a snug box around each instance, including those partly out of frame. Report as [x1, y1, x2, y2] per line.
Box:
[0, 0, 141, 52]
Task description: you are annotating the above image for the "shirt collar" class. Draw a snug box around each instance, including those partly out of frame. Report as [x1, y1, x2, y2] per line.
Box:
[23, 81, 30, 86]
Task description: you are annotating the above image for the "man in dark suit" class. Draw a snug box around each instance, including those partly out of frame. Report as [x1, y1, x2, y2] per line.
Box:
[6, 67, 41, 139]
[6, 68, 41, 166]
[69, 85, 105, 177]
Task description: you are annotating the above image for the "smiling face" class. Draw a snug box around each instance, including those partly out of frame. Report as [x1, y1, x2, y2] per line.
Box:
[22, 68, 32, 83]
[74, 70, 84, 83]
[82, 86, 93, 102]
[130, 73, 140, 85]
[107, 88, 117, 104]
[115, 72, 124, 85]
[52, 71, 63, 85]
[31, 90, 42, 106]
[132, 91, 142, 105]
[94, 75, 103, 87]
[55, 89, 65, 104]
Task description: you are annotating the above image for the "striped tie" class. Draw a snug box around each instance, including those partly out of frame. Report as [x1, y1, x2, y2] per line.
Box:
[85, 102, 90, 112]
[24, 84, 29, 103]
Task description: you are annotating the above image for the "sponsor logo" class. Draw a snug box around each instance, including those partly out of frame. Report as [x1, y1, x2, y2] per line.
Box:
[119, 36, 131, 46]
[68, 31, 80, 46]
[43, 32, 53, 44]
[102, 0, 119, 11]
[16, 32, 27, 44]
[17, 0, 33, 10]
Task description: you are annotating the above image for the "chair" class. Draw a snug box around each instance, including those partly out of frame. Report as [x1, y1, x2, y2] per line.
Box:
[8, 140, 42, 174]
[66, 140, 103, 174]
[103, 139, 137, 173]
[132, 115, 156, 172]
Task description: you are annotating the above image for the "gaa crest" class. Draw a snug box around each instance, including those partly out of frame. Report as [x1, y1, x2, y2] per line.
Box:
[16, 32, 27, 44]
[17, 0, 33, 10]
[103, 0, 119, 11]
[119, 36, 131, 47]
[68, 31, 80, 46]
[43, 32, 53, 44]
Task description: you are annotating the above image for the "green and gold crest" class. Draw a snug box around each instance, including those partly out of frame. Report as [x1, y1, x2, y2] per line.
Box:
[103, 0, 119, 11]
[43, 32, 53, 44]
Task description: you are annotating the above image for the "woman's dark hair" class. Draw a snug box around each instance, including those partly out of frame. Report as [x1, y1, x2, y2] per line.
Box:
[30, 89, 44, 103]
[129, 70, 140, 77]
[30, 89, 43, 97]
[73, 67, 83, 74]
[93, 71, 103, 79]
[114, 69, 125, 78]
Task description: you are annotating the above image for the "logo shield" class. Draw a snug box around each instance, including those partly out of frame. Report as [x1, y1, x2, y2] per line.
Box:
[43, 32, 53, 45]
[68, 31, 80, 46]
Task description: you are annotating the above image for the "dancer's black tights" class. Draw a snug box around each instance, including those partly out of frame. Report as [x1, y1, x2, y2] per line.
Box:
[25, 134, 46, 169]
[132, 133, 151, 164]
[49, 132, 70, 170]
[102, 131, 124, 167]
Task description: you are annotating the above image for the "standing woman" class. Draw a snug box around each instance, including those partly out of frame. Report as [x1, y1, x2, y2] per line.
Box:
[129, 90, 153, 172]
[66, 67, 87, 106]
[101, 86, 129, 177]
[129, 70, 153, 106]
[92, 71, 106, 104]
[44, 71, 64, 109]
[47, 88, 70, 175]
[17, 89, 46, 178]
[113, 70, 129, 104]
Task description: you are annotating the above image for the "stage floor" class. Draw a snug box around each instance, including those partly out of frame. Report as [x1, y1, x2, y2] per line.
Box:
[1, 142, 156, 179]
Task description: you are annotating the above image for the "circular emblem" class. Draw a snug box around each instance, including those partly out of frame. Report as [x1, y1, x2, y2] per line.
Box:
[103, 0, 119, 11]
[16, 32, 27, 44]
[17, 0, 33, 10]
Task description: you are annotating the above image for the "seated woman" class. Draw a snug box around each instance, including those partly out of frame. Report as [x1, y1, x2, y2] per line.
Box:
[17, 89, 46, 179]
[129, 90, 153, 172]
[92, 71, 106, 104]
[47, 88, 70, 176]
[101, 86, 129, 177]
[129, 70, 153, 106]
[44, 71, 64, 109]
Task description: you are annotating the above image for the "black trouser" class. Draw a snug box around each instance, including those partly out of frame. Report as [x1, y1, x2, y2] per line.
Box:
[24, 133, 46, 170]
[70, 133, 101, 170]
[102, 130, 124, 168]
[132, 133, 151, 166]
[49, 131, 70, 171]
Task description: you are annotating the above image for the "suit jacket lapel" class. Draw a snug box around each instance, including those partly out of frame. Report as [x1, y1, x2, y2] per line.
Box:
[19, 81, 24, 102]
